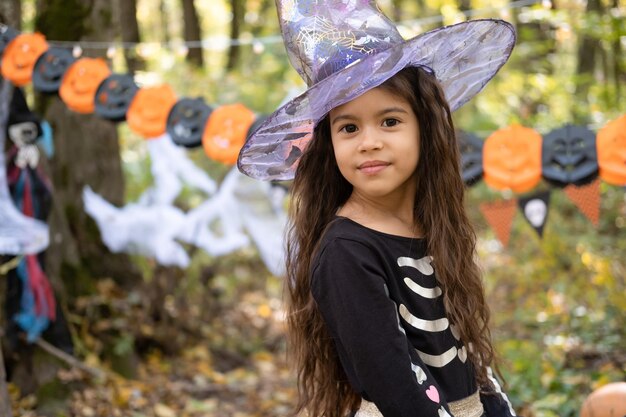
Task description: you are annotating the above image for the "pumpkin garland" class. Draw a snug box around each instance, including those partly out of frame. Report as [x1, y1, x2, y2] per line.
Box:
[202, 103, 255, 165]
[541, 125, 598, 187]
[94, 74, 139, 122]
[0, 24, 623, 180]
[167, 97, 213, 148]
[1, 33, 49, 86]
[483, 124, 543, 193]
[126, 85, 177, 138]
[32, 47, 76, 93]
[457, 130, 484, 186]
[596, 114, 626, 186]
[0, 26, 19, 56]
[59, 57, 111, 114]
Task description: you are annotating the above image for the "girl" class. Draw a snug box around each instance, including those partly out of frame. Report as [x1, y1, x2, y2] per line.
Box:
[237, 1, 517, 416]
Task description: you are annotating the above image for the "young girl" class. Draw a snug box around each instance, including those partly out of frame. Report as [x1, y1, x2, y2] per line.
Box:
[238, 2, 517, 416]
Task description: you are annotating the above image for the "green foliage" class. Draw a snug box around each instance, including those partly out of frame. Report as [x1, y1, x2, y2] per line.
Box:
[123, 1, 624, 414]
[22, 0, 620, 415]
[474, 182, 626, 415]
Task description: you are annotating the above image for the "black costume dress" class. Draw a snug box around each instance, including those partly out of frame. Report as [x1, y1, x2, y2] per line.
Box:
[311, 217, 515, 417]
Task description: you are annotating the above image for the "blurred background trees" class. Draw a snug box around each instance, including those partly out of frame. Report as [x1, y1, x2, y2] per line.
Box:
[0, 0, 624, 416]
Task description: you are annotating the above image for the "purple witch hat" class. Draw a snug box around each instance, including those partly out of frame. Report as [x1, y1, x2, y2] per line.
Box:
[238, 0, 516, 181]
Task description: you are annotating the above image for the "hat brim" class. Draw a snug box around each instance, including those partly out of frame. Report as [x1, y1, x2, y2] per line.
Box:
[238, 19, 516, 181]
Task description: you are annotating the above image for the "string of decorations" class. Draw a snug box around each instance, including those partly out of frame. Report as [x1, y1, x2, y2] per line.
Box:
[0, 28, 261, 165]
[1, 26, 624, 251]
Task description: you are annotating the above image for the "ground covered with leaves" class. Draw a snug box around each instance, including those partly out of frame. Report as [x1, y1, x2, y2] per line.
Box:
[8, 190, 626, 417]
[9, 252, 297, 417]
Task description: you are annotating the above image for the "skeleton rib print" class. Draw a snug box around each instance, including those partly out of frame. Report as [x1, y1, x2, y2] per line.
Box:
[397, 255, 467, 368]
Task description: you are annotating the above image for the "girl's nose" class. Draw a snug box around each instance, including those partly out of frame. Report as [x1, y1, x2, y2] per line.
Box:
[357, 128, 383, 152]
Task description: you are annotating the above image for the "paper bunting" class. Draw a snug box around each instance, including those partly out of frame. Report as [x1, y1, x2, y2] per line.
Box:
[479, 199, 518, 247]
[127, 84, 177, 138]
[518, 191, 551, 237]
[596, 114, 626, 186]
[0, 24, 623, 191]
[202, 103, 255, 165]
[1, 33, 49, 86]
[483, 124, 542, 193]
[32, 47, 76, 93]
[0, 26, 19, 56]
[59, 57, 111, 113]
[564, 177, 601, 226]
[94, 74, 139, 122]
[167, 97, 213, 148]
[458, 130, 484, 186]
[542, 125, 598, 187]
[1, 25, 624, 261]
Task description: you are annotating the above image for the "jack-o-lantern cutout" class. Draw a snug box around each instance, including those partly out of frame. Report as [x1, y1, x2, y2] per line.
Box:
[458, 130, 484, 186]
[59, 57, 111, 114]
[166, 98, 213, 148]
[126, 85, 177, 138]
[483, 124, 542, 193]
[1, 33, 49, 86]
[94, 74, 139, 122]
[202, 103, 255, 165]
[0, 26, 19, 57]
[596, 114, 626, 185]
[541, 124, 598, 187]
[32, 47, 76, 93]
[580, 382, 626, 417]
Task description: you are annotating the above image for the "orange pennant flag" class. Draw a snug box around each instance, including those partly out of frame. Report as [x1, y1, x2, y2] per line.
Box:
[479, 199, 518, 247]
[564, 178, 601, 227]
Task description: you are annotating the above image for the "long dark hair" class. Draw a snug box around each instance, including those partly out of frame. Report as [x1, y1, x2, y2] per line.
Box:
[285, 66, 495, 417]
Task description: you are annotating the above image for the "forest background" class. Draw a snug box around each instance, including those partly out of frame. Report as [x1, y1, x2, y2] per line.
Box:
[0, 0, 624, 416]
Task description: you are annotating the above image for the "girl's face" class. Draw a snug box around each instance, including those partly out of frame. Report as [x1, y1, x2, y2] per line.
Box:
[329, 87, 420, 200]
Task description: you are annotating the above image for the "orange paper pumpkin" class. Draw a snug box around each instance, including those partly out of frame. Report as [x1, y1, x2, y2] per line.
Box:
[483, 124, 542, 193]
[202, 103, 255, 165]
[596, 114, 626, 185]
[126, 85, 177, 138]
[580, 382, 626, 417]
[1, 33, 49, 86]
[59, 58, 111, 114]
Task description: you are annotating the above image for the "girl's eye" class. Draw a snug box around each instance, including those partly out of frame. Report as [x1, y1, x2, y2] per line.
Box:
[340, 124, 358, 134]
[382, 118, 399, 127]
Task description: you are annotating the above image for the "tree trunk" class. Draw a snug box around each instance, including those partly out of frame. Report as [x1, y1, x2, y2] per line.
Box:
[181, 0, 204, 67]
[0, 345, 11, 417]
[458, 0, 471, 12]
[0, 82, 15, 417]
[573, 0, 603, 122]
[226, 0, 243, 71]
[116, 0, 145, 73]
[160, 0, 170, 44]
[611, 0, 622, 104]
[35, 0, 141, 297]
[6, 1, 144, 411]
[0, 0, 21, 30]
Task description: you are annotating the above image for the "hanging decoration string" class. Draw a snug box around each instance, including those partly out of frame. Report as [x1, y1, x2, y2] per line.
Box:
[0, 0, 542, 51]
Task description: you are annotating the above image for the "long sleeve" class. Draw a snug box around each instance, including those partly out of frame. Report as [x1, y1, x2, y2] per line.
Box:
[311, 237, 454, 417]
[480, 367, 516, 416]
